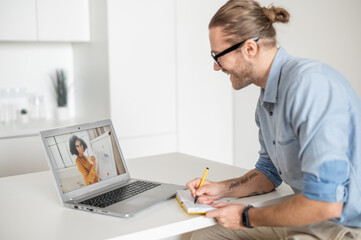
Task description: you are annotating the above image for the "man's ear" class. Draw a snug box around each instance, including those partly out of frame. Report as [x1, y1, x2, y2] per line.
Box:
[243, 39, 258, 58]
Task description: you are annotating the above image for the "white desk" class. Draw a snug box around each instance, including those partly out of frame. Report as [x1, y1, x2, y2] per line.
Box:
[0, 153, 293, 240]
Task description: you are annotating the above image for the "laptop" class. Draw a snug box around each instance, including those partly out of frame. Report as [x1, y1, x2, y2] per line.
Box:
[40, 119, 185, 218]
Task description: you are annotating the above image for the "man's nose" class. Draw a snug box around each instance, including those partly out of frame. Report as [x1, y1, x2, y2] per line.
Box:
[214, 62, 222, 71]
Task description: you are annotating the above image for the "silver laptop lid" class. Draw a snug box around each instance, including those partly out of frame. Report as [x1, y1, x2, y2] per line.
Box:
[40, 119, 131, 204]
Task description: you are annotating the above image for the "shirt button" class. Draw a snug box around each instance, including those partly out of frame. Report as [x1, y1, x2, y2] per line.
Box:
[278, 170, 282, 175]
[269, 111, 273, 116]
[272, 140, 275, 145]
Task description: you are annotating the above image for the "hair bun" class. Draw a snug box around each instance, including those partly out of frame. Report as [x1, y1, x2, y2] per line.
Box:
[262, 6, 290, 24]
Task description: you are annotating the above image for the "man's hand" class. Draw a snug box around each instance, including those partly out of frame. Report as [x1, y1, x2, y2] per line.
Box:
[186, 178, 226, 205]
[206, 202, 246, 230]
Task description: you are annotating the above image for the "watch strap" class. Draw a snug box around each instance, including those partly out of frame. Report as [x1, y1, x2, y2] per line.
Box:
[242, 205, 254, 228]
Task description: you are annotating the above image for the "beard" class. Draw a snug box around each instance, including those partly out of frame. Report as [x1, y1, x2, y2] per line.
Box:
[224, 55, 256, 90]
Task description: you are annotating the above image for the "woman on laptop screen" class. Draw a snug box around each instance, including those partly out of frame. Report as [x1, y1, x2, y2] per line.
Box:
[69, 135, 99, 186]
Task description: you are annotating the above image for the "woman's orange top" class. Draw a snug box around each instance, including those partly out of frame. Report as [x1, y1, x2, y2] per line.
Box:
[75, 156, 99, 186]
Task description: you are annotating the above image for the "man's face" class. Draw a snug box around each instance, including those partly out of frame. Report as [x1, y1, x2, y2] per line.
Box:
[209, 27, 256, 90]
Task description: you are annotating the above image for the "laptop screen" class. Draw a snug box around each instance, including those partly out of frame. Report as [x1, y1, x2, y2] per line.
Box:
[45, 125, 126, 194]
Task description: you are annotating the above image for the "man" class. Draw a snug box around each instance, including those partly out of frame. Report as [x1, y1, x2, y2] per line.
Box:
[186, 0, 361, 239]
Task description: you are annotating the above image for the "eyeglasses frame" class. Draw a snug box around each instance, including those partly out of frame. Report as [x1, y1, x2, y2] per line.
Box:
[211, 37, 259, 67]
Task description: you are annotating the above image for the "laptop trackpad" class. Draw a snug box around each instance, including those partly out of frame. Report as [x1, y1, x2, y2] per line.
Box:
[126, 196, 155, 207]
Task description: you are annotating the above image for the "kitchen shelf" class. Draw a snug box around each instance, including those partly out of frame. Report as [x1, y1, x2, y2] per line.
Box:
[0, 118, 79, 139]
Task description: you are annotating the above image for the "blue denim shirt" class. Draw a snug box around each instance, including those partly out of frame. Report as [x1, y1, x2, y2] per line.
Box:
[255, 48, 361, 227]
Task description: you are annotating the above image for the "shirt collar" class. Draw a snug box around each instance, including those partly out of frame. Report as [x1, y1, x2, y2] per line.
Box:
[262, 47, 289, 104]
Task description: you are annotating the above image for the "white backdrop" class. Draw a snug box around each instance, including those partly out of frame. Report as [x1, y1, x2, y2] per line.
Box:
[105, 0, 361, 170]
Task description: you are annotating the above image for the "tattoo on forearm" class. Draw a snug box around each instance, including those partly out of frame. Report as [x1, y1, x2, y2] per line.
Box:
[249, 172, 258, 180]
[228, 172, 259, 190]
[229, 177, 247, 189]
[245, 191, 269, 197]
[247, 192, 260, 197]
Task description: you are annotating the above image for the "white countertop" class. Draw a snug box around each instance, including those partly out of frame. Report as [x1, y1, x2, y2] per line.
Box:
[0, 153, 294, 240]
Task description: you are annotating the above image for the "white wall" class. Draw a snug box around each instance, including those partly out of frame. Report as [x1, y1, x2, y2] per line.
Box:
[234, 0, 361, 169]
[106, 0, 234, 165]
[107, 0, 177, 159]
[176, 0, 233, 165]
[73, 0, 110, 121]
[275, 0, 361, 96]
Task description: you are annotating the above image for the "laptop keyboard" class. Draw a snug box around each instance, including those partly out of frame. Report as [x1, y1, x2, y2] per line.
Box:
[80, 181, 161, 208]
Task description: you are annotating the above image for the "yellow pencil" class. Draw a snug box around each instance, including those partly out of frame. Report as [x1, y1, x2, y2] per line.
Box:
[194, 167, 209, 204]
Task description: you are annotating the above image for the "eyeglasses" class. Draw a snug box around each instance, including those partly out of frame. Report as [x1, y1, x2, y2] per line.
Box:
[211, 37, 259, 68]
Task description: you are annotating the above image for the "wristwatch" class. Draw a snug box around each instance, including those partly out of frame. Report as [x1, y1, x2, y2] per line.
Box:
[242, 205, 254, 228]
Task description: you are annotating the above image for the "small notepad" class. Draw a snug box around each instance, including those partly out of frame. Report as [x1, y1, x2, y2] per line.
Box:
[176, 189, 217, 214]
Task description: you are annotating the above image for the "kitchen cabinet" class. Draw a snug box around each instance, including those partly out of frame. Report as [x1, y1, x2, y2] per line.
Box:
[0, 136, 48, 177]
[0, 118, 84, 177]
[37, 0, 90, 42]
[0, 0, 37, 41]
[0, 0, 90, 42]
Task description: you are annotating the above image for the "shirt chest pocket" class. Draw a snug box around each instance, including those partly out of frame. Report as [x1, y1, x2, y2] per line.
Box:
[277, 138, 295, 146]
[276, 127, 298, 153]
[276, 136, 299, 167]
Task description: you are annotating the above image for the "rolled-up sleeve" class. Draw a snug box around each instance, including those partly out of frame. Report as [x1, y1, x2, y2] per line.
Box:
[303, 160, 349, 202]
[255, 156, 283, 188]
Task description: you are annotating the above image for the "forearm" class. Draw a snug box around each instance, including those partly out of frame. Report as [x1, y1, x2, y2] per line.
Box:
[221, 169, 275, 198]
[249, 193, 343, 227]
